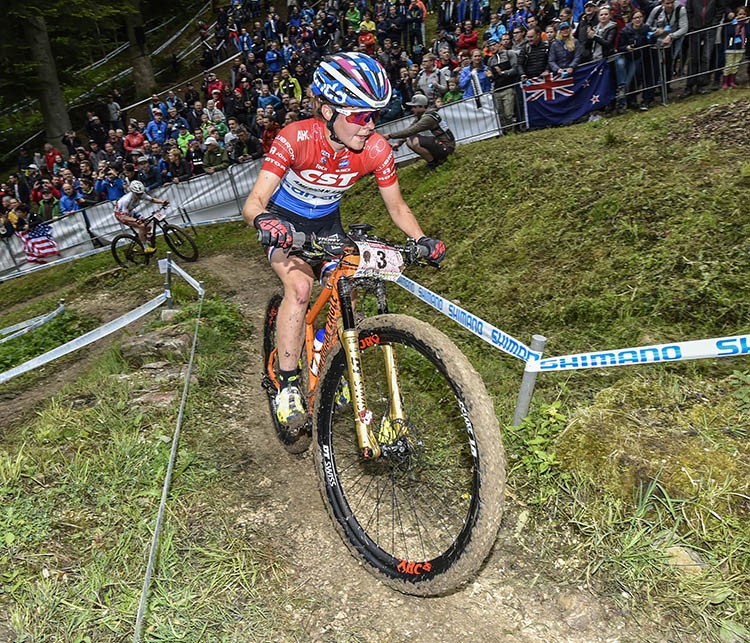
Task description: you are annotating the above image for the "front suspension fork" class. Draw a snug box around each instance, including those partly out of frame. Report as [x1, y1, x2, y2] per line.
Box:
[337, 279, 405, 460]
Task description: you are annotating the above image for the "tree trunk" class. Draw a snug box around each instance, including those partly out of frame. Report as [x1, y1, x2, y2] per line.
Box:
[125, 3, 155, 98]
[21, 16, 72, 149]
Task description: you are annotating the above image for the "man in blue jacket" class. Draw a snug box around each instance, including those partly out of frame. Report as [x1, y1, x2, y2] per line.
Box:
[144, 111, 168, 145]
[94, 168, 126, 201]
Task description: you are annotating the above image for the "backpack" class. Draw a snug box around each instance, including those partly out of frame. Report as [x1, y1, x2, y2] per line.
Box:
[425, 110, 455, 146]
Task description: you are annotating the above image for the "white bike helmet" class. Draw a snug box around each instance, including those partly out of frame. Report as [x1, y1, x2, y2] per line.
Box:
[312, 52, 392, 110]
[129, 180, 145, 194]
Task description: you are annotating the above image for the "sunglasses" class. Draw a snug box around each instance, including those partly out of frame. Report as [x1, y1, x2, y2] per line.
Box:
[335, 108, 380, 126]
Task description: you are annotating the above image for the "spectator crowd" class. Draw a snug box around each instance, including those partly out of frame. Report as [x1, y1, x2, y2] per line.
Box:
[2, 0, 748, 262]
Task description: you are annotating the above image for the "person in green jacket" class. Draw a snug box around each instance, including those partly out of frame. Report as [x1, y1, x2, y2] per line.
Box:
[203, 137, 230, 174]
[36, 188, 61, 221]
[176, 124, 193, 155]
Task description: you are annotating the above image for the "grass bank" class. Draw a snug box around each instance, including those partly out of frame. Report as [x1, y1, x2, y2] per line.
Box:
[1, 89, 748, 640]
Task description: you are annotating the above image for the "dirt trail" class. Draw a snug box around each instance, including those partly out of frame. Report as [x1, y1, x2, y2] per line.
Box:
[199, 254, 659, 643]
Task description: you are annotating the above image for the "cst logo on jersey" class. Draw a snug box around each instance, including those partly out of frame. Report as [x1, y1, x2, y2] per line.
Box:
[299, 169, 359, 187]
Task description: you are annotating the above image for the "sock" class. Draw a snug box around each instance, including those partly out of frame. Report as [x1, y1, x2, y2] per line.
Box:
[278, 369, 300, 390]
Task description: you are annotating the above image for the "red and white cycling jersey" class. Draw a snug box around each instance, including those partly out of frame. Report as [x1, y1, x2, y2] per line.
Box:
[261, 118, 397, 219]
[114, 192, 155, 219]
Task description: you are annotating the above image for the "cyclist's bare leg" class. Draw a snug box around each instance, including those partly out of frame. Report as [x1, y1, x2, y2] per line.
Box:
[270, 252, 315, 372]
[119, 215, 149, 246]
[134, 222, 149, 246]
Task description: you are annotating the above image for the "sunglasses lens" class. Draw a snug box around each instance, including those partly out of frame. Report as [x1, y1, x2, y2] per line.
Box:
[344, 110, 380, 125]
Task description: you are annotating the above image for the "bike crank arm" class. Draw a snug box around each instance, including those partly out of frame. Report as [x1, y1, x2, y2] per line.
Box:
[338, 326, 381, 460]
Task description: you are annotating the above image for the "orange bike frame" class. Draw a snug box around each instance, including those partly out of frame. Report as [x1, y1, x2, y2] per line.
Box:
[266, 245, 404, 459]
[265, 249, 361, 406]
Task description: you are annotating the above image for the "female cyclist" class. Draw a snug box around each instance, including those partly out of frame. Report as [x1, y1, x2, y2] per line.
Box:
[242, 52, 446, 428]
[113, 180, 168, 253]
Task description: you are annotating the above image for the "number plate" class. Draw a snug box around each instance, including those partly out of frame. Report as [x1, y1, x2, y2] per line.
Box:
[353, 240, 404, 281]
[154, 210, 167, 222]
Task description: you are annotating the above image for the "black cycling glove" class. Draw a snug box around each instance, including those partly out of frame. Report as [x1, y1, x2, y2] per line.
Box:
[418, 236, 447, 264]
[255, 212, 295, 249]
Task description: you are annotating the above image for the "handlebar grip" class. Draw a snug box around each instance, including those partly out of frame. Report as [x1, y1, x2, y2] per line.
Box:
[256, 229, 308, 249]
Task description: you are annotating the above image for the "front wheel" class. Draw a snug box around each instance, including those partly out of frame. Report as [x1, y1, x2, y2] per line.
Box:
[262, 294, 312, 454]
[111, 233, 148, 268]
[162, 224, 198, 262]
[314, 314, 505, 596]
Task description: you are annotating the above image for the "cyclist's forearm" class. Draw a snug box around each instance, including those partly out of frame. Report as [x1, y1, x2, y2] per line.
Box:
[381, 186, 424, 239]
[243, 170, 282, 226]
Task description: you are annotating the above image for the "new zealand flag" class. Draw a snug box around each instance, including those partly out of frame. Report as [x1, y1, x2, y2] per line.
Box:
[523, 60, 614, 129]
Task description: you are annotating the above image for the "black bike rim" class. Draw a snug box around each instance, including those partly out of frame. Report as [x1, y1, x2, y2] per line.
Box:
[317, 328, 483, 584]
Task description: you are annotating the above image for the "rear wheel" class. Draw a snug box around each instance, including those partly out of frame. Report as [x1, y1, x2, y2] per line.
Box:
[162, 224, 198, 262]
[314, 314, 505, 595]
[262, 294, 312, 454]
[111, 233, 148, 268]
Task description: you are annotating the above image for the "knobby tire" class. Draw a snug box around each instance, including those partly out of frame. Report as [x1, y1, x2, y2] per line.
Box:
[111, 233, 148, 268]
[313, 314, 505, 596]
[162, 224, 198, 262]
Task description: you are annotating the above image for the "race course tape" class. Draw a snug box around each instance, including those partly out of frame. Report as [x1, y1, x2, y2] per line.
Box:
[0, 301, 65, 344]
[158, 258, 205, 296]
[396, 275, 539, 363]
[0, 293, 167, 385]
[525, 334, 750, 373]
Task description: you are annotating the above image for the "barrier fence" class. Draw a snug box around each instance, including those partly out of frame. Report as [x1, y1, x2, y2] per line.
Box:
[0, 299, 65, 345]
[4, 22, 747, 279]
[399, 275, 750, 422]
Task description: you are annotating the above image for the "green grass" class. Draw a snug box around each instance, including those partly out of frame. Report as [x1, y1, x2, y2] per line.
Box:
[0, 297, 303, 639]
[0, 310, 101, 371]
[0, 90, 749, 639]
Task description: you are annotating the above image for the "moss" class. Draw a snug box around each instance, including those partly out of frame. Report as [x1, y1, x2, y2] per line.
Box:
[556, 374, 750, 514]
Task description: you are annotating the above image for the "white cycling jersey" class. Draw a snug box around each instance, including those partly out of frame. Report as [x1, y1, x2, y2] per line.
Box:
[114, 192, 155, 218]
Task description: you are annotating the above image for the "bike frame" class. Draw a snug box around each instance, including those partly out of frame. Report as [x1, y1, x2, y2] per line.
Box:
[145, 207, 170, 245]
[266, 244, 405, 459]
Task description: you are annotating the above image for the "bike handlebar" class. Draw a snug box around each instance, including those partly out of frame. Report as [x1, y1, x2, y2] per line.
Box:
[256, 228, 432, 265]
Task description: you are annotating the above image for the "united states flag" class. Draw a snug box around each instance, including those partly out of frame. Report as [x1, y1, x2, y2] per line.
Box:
[18, 223, 59, 263]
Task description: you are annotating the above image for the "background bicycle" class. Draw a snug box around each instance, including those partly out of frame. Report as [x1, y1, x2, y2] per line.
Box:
[110, 203, 198, 268]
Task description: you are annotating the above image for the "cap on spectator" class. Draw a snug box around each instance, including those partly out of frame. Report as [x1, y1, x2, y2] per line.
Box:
[405, 94, 429, 107]
[179, 123, 187, 129]
[241, 77, 250, 82]
[205, 137, 218, 146]
[585, 0, 597, 6]
[212, 89, 220, 94]
[28, 163, 39, 170]
[488, 36, 500, 44]
[138, 156, 149, 163]
[559, 21, 571, 28]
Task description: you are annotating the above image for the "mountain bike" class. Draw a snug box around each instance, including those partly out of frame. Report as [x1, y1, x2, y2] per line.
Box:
[111, 202, 198, 268]
[261, 224, 506, 596]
